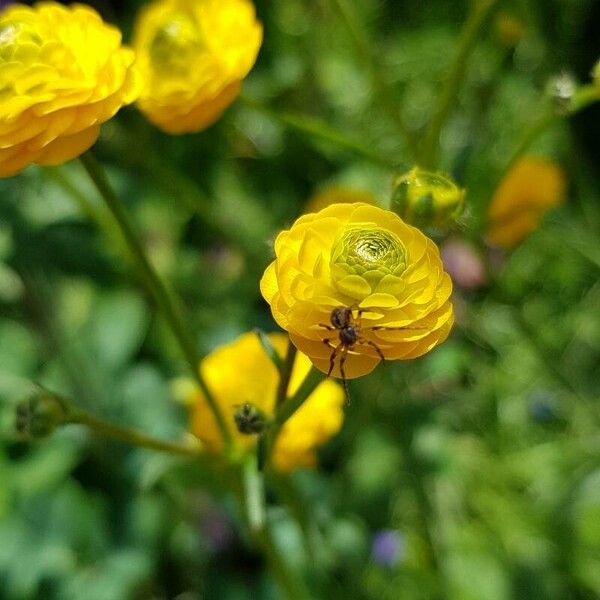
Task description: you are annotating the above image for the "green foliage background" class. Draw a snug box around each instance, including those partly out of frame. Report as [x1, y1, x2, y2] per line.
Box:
[1, 0, 600, 598]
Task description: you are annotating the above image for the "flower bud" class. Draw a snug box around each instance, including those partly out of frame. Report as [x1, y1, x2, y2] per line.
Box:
[547, 72, 576, 115]
[391, 167, 465, 232]
[15, 392, 68, 439]
[233, 403, 267, 435]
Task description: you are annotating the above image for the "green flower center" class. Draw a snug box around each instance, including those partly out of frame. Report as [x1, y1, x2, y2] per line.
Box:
[0, 22, 42, 61]
[329, 226, 407, 299]
[150, 13, 204, 74]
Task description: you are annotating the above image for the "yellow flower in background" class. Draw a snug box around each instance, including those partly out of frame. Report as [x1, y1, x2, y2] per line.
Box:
[260, 203, 454, 380]
[0, 2, 141, 177]
[486, 157, 566, 249]
[179, 332, 344, 472]
[304, 185, 377, 214]
[133, 0, 262, 134]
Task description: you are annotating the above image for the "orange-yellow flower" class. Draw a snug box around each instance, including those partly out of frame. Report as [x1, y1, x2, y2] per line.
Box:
[177, 332, 344, 472]
[0, 2, 141, 177]
[260, 203, 454, 379]
[132, 0, 262, 134]
[486, 157, 566, 249]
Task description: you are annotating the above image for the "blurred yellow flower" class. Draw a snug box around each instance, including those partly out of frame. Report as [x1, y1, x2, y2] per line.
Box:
[0, 2, 141, 177]
[260, 203, 454, 380]
[133, 0, 262, 134]
[304, 185, 377, 214]
[180, 332, 344, 472]
[486, 157, 566, 249]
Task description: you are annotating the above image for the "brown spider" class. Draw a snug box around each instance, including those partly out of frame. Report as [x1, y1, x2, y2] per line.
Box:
[320, 306, 423, 397]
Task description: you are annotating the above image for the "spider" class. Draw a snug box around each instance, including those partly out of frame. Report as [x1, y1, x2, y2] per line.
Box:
[320, 306, 423, 397]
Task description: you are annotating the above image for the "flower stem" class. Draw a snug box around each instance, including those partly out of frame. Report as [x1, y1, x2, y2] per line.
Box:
[78, 151, 232, 449]
[265, 367, 326, 466]
[480, 86, 600, 226]
[420, 0, 500, 168]
[238, 93, 397, 169]
[239, 455, 312, 600]
[275, 339, 298, 408]
[328, 0, 419, 159]
[62, 401, 202, 457]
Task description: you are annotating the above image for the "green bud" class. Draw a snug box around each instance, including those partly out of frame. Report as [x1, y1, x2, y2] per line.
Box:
[391, 167, 465, 232]
[15, 392, 68, 439]
[547, 72, 576, 115]
[234, 403, 267, 435]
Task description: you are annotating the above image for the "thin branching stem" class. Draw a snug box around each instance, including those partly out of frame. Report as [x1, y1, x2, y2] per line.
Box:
[239, 93, 397, 169]
[420, 0, 501, 168]
[78, 151, 232, 449]
[328, 0, 419, 159]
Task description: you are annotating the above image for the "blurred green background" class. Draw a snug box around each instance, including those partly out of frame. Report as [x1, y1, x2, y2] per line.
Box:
[1, 0, 600, 598]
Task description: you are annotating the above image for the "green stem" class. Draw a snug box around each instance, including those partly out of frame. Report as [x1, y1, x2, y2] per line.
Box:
[420, 0, 500, 168]
[332, 0, 417, 159]
[481, 85, 600, 226]
[238, 456, 312, 600]
[67, 406, 203, 457]
[78, 151, 231, 449]
[328, 0, 419, 159]
[266, 367, 326, 466]
[275, 339, 298, 408]
[239, 93, 397, 169]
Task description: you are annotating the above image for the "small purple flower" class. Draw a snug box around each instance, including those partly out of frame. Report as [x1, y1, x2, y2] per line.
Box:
[371, 529, 405, 567]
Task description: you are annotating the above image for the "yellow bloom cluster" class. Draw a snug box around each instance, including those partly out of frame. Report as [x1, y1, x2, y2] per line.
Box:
[132, 0, 262, 134]
[181, 332, 344, 472]
[260, 203, 454, 379]
[0, 2, 141, 177]
[486, 157, 566, 249]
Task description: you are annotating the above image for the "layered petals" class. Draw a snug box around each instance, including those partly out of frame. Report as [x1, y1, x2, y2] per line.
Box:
[260, 203, 455, 379]
[133, 0, 262, 134]
[0, 2, 141, 177]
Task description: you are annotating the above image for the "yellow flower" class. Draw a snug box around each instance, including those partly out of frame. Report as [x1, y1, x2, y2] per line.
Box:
[304, 185, 377, 214]
[486, 157, 566, 249]
[132, 0, 262, 134]
[391, 166, 465, 231]
[260, 203, 454, 380]
[181, 332, 344, 472]
[0, 2, 141, 177]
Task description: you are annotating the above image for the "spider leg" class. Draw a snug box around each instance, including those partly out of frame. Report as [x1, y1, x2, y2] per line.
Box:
[319, 323, 335, 331]
[322, 337, 337, 350]
[338, 346, 351, 404]
[358, 337, 385, 363]
[365, 325, 427, 331]
[325, 340, 343, 377]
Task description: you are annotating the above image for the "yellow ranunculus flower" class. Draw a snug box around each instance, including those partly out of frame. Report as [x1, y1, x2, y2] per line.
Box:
[0, 2, 141, 177]
[181, 332, 344, 472]
[486, 157, 566, 249]
[132, 0, 262, 134]
[260, 203, 454, 380]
